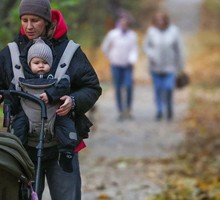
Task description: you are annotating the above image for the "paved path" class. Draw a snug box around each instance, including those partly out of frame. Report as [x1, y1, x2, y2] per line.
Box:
[43, 0, 203, 199]
[80, 0, 203, 199]
[161, 0, 202, 34]
[82, 85, 188, 161]
[80, 84, 188, 200]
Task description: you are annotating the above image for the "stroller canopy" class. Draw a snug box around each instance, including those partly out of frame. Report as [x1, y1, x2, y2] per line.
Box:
[0, 132, 35, 183]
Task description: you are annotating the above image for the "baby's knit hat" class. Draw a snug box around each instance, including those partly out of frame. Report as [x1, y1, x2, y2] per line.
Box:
[19, 0, 51, 22]
[27, 38, 53, 67]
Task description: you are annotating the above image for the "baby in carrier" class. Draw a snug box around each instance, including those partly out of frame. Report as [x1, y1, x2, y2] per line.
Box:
[5, 38, 80, 173]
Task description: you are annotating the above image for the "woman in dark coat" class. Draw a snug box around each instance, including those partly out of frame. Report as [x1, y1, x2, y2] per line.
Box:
[0, 0, 102, 199]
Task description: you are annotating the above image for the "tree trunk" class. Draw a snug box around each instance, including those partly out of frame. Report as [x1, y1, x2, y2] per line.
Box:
[0, 0, 17, 19]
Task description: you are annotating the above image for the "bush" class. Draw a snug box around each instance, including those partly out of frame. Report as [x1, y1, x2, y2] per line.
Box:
[201, 0, 220, 30]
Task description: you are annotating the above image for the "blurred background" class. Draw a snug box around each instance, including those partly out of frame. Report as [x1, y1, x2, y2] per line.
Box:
[1, 0, 220, 199]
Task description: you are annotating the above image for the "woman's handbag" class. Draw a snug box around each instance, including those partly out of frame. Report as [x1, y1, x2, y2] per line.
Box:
[176, 71, 190, 89]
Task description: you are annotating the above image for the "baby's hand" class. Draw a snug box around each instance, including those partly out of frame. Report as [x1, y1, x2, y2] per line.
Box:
[40, 92, 49, 104]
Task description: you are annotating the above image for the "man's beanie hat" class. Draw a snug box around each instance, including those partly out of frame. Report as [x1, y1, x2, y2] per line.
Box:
[19, 0, 51, 22]
[28, 38, 53, 67]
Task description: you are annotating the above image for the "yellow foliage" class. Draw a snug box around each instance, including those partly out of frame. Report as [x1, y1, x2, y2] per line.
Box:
[97, 193, 111, 200]
[187, 32, 220, 87]
[84, 48, 111, 82]
[150, 31, 220, 200]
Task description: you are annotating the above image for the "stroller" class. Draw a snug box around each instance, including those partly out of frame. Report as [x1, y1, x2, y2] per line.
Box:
[0, 90, 47, 200]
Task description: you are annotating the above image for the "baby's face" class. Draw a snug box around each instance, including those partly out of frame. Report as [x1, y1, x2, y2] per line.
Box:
[30, 57, 50, 75]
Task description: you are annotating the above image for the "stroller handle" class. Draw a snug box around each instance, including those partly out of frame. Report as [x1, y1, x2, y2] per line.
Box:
[1, 89, 47, 195]
[0, 90, 47, 119]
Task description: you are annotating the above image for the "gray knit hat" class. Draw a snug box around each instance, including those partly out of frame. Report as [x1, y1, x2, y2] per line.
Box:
[19, 0, 51, 22]
[27, 38, 53, 67]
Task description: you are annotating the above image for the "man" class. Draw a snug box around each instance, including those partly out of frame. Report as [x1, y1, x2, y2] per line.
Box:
[102, 16, 138, 120]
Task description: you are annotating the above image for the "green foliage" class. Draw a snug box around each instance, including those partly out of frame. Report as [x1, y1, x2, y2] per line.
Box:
[70, 0, 108, 47]
[0, 1, 20, 49]
[52, 0, 79, 8]
[203, 0, 220, 13]
[0, 105, 3, 118]
[67, 0, 158, 47]
[0, 0, 158, 49]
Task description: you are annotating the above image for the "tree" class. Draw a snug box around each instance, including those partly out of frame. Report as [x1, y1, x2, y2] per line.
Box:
[0, 0, 17, 19]
[0, 1, 20, 48]
[0, 0, 159, 48]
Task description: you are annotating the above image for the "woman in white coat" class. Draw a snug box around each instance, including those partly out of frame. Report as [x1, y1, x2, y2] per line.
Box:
[143, 11, 184, 120]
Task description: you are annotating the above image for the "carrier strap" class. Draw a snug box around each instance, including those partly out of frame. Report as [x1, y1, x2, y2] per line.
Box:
[54, 40, 80, 82]
[8, 42, 24, 90]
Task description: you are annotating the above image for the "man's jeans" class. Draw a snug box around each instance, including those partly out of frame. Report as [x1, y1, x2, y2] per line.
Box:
[151, 72, 176, 117]
[36, 153, 81, 200]
[111, 65, 133, 112]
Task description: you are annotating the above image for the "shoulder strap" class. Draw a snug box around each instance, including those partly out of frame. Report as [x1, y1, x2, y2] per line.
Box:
[54, 40, 80, 82]
[8, 40, 80, 88]
[8, 42, 24, 90]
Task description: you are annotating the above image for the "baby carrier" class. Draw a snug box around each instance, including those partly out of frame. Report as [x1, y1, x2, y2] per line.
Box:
[8, 40, 79, 148]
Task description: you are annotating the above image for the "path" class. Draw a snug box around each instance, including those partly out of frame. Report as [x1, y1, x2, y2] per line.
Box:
[161, 0, 202, 34]
[43, 0, 202, 199]
[80, 85, 188, 200]
[80, 0, 202, 199]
